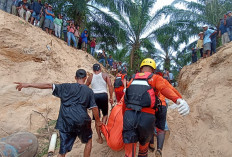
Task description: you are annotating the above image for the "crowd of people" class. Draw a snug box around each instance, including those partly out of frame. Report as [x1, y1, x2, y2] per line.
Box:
[9, 1, 190, 157]
[11, 0, 97, 54]
[192, 10, 232, 63]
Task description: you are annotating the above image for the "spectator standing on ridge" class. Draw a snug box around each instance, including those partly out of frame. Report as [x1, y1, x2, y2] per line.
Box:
[224, 11, 232, 41]
[209, 27, 217, 55]
[14, 69, 102, 157]
[117, 61, 123, 72]
[44, 4, 55, 35]
[98, 50, 106, 67]
[169, 71, 174, 85]
[30, 0, 42, 26]
[90, 37, 96, 57]
[122, 64, 127, 73]
[54, 14, 63, 38]
[67, 23, 77, 48]
[81, 29, 88, 52]
[17, 0, 33, 22]
[192, 48, 197, 63]
[39, 2, 48, 29]
[196, 32, 204, 58]
[11, 0, 21, 16]
[62, 19, 68, 42]
[107, 55, 114, 70]
[202, 25, 217, 58]
[112, 61, 117, 76]
[163, 68, 170, 81]
[219, 18, 230, 45]
[74, 25, 80, 45]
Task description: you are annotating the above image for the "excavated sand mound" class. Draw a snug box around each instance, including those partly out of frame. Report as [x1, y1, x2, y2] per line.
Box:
[163, 43, 232, 157]
[0, 10, 232, 157]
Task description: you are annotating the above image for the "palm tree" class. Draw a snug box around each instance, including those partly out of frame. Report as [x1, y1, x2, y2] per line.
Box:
[167, 0, 232, 27]
[86, 0, 168, 69]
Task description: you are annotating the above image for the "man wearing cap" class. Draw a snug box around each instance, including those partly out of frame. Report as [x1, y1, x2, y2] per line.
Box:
[86, 63, 114, 144]
[202, 25, 217, 58]
[14, 69, 102, 157]
[44, 4, 55, 34]
[224, 11, 232, 41]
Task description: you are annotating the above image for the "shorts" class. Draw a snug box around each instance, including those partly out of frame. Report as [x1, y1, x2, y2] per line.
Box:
[31, 12, 40, 21]
[155, 105, 167, 130]
[82, 42, 87, 49]
[44, 19, 54, 30]
[59, 122, 92, 154]
[203, 42, 211, 53]
[93, 93, 108, 118]
[123, 110, 155, 145]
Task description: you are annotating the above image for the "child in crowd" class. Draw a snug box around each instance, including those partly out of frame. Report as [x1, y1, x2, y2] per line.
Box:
[196, 32, 204, 58]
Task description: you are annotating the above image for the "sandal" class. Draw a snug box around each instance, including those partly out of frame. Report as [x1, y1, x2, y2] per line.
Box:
[155, 149, 162, 157]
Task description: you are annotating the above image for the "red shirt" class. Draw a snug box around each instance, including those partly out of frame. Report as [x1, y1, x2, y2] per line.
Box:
[90, 40, 96, 48]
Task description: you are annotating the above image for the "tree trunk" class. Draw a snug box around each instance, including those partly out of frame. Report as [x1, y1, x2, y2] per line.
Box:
[130, 48, 135, 69]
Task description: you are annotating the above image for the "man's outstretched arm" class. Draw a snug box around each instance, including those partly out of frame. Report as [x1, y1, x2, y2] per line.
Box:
[14, 82, 53, 91]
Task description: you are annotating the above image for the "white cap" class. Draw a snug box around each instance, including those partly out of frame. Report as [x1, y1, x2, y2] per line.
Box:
[203, 25, 208, 28]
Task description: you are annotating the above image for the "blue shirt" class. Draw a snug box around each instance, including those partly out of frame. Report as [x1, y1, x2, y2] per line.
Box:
[107, 58, 114, 66]
[81, 30, 88, 43]
[203, 29, 215, 44]
[32, 2, 42, 14]
[219, 21, 227, 34]
[12, 0, 21, 6]
[45, 9, 54, 21]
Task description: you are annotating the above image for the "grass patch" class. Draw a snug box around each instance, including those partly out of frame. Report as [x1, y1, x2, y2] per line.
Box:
[36, 120, 59, 157]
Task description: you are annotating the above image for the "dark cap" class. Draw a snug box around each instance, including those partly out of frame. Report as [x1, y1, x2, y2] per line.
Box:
[76, 69, 86, 78]
[93, 63, 101, 71]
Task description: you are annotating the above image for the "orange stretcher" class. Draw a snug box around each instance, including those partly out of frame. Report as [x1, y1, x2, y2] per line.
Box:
[101, 101, 124, 151]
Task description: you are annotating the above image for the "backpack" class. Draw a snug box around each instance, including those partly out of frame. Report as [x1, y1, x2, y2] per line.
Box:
[114, 74, 125, 88]
[124, 72, 161, 111]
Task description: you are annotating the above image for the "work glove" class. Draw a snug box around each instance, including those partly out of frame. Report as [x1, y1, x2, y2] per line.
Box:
[176, 99, 190, 116]
[123, 88, 126, 93]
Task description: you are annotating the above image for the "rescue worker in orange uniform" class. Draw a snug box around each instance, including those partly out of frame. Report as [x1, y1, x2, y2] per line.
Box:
[122, 58, 190, 157]
[149, 71, 183, 156]
[114, 70, 127, 102]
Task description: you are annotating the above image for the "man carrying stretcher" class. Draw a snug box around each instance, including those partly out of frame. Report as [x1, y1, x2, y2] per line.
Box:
[101, 58, 190, 157]
[122, 58, 190, 157]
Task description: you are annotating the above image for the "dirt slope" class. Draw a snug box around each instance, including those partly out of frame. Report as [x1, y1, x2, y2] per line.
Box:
[0, 10, 232, 157]
[163, 43, 232, 157]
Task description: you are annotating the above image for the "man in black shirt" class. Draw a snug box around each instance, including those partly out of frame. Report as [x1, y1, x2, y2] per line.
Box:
[14, 69, 101, 157]
[17, 0, 33, 22]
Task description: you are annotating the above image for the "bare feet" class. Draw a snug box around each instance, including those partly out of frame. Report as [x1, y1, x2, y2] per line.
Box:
[96, 137, 103, 144]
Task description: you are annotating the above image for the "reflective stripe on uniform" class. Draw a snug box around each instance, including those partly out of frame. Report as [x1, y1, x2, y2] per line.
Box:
[131, 80, 149, 86]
